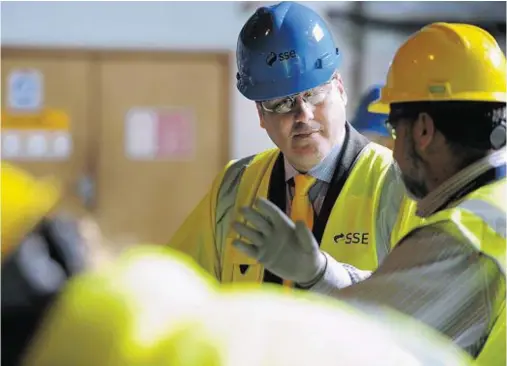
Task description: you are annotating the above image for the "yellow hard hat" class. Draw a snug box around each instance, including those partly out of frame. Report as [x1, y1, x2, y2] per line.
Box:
[1, 163, 60, 259]
[153, 285, 473, 366]
[22, 246, 217, 366]
[369, 23, 507, 114]
[23, 246, 473, 366]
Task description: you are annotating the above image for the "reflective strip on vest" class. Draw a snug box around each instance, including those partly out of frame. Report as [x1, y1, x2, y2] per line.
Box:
[375, 163, 406, 263]
[458, 199, 506, 239]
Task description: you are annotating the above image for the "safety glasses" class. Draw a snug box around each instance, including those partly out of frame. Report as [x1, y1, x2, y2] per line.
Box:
[384, 107, 419, 140]
[384, 120, 397, 140]
[260, 80, 333, 114]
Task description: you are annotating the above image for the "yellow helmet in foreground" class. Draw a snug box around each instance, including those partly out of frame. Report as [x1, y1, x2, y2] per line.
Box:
[163, 286, 473, 366]
[1, 163, 60, 259]
[23, 247, 473, 366]
[369, 23, 506, 114]
[23, 246, 217, 366]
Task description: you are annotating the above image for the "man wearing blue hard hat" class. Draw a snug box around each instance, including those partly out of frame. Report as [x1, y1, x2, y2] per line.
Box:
[168, 1, 419, 288]
[352, 85, 393, 150]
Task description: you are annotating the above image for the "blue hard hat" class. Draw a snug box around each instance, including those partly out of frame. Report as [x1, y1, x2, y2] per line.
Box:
[352, 85, 390, 137]
[236, 1, 341, 101]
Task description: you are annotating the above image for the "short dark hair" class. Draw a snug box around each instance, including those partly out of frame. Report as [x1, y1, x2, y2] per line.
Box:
[390, 101, 506, 167]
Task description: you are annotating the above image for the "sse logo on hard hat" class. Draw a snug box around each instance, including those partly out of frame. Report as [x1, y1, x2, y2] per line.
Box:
[266, 50, 297, 66]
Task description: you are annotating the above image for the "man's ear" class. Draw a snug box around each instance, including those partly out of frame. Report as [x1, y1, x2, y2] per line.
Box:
[334, 73, 348, 106]
[412, 113, 436, 152]
[256, 103, 266, 129]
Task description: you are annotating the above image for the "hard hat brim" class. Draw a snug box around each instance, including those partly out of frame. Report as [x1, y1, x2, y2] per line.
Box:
[368, 90, 507, 115]
[368, 99, 390, 114]
[239, 67, 336, 101]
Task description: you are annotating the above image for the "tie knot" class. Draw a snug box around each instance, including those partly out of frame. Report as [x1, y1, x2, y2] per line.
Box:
[293, 174, 316, 196]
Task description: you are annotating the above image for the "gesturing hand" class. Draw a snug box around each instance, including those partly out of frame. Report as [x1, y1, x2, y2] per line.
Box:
[232, 198, 326, 285]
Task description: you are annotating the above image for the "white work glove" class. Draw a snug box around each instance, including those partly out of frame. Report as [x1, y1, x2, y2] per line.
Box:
[232, 197, 326, 285]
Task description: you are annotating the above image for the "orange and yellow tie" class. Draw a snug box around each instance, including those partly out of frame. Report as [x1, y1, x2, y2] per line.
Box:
[283, 174, 316, 289]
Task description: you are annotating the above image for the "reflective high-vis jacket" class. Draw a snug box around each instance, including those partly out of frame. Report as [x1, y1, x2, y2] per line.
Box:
[169, 124, 421, 284]
[406, 177, 506, 366]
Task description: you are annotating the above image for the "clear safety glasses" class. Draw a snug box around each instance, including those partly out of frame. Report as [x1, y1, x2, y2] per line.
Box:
[384, 120, 397, 140]
[260, 80, 333, 114]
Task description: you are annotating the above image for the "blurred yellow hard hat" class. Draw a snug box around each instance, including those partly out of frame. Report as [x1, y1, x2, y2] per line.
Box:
[1, 163, 60, 259]
[369, 22, 507, 114]
[22, 245, 473, 366]
[154, 286, 473, 366]
[22, 246, 217, 366]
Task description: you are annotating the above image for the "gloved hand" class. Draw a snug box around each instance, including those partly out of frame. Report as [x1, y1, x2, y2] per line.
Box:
[232, 197, 326, 285]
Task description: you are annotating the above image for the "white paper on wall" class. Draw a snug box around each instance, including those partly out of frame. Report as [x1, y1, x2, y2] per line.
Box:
[125, 107, 195, 161]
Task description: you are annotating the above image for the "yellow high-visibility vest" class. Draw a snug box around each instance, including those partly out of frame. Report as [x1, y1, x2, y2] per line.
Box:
[169, 125, 422, 284]
[406, 178, 506, 366]
[221, 145, 419, 283]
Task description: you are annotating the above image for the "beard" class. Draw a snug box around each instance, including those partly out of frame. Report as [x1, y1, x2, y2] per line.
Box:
[401, 171, 428, 200]
[399, 135, 429, 201]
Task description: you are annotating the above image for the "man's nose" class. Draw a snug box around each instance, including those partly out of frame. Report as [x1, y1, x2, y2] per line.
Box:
[294, 96, 314, 123]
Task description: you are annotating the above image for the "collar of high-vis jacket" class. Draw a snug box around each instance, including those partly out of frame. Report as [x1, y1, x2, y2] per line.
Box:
[417, 149, 506, 217]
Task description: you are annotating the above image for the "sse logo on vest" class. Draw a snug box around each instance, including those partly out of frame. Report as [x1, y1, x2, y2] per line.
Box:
[333, 233, 369, 245]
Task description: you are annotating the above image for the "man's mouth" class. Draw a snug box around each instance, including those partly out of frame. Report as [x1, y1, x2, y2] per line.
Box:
[293, 131, 318, 138]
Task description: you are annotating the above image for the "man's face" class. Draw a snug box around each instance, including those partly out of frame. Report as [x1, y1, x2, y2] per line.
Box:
[256, 75, 347, 172]
[391, 119, 430, 200]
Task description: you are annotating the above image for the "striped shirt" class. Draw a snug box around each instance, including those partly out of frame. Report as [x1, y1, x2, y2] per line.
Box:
[311, 149, 507, 356]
